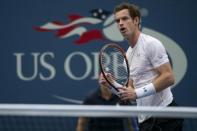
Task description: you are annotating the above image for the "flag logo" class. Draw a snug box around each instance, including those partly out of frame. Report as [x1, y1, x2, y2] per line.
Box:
[35, 8, 124, 45]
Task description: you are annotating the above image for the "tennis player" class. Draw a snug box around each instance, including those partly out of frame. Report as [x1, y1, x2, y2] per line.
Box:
[113, 2, 183, 131]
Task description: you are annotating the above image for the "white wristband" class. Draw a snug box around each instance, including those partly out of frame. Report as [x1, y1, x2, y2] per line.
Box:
[135, 83, 156, 98]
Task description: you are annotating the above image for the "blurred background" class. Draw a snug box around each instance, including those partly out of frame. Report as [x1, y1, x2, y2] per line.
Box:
[1, 0, 196, 106]
[0, 0, 196, 105]
[0, 0, 196, 130]
[1, 0, 197, 130]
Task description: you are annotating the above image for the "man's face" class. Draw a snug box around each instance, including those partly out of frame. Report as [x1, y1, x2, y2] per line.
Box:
[115, 9, 138, 39]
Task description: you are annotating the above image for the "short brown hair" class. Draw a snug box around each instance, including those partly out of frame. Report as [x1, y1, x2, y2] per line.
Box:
[114, 2, 141, 20]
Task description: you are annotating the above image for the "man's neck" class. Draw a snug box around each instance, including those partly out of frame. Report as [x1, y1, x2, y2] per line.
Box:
[128, 30, 141, 48]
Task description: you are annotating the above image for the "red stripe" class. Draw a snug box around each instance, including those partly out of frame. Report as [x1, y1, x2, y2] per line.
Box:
[68, 14, 83, 21]
[75, 30, 103, 44]
[34, 26, 51, 32]
[52, 21, 64, 25]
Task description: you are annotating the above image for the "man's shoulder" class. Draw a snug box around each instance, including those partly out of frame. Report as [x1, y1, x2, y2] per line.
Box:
[140, 33, 161, 44]
[140, 33, 164, 51]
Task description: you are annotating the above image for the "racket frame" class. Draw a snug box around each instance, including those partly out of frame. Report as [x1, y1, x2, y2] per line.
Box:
[99, 43, 130, 91]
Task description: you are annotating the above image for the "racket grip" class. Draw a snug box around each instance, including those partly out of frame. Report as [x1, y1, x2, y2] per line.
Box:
[109, 86, 121, 97]
[113, 81, 123, 88]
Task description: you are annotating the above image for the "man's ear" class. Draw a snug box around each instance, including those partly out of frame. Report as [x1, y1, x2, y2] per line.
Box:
[134, 17, 140, 26]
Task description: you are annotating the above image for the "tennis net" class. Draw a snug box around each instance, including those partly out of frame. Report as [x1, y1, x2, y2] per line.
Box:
[0, 104, 196, 131]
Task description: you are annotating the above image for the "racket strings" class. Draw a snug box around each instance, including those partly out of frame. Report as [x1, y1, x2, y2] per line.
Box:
[101, 47, 128, 86]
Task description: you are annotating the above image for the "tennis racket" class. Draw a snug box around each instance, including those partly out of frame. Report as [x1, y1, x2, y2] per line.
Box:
[99, 43, 130, 97]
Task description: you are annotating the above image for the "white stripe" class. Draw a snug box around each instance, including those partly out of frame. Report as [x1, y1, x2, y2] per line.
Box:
[0, 104, 196, 118]
[59, 27, 87, 38]
[40, 17, 102, 30]
[53, 95, 82, 104]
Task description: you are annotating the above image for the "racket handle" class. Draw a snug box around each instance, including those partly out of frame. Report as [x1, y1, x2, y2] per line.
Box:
[113, 81, 123, 88]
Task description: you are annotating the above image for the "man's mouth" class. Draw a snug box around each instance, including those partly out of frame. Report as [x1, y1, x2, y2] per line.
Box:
[120, 27, 126, 33]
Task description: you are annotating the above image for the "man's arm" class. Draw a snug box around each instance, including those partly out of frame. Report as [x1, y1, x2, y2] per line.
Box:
[134, 62, 174, 99]
[118, 62, 174, 101]
[153, 62, 175, 92]
[76, 117, 88, 131]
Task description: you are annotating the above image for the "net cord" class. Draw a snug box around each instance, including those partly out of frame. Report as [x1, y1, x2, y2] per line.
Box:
[0, 104, 196, 118]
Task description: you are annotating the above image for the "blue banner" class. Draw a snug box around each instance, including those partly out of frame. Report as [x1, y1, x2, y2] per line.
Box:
[0, 0, 196, 107]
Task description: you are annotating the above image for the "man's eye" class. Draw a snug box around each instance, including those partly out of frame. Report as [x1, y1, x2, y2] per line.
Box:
[122, 17, 128, 21]
[115, 19, 120, 23]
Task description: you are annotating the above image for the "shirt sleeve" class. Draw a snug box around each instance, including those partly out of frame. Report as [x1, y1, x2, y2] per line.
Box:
[146, 39, 169, 68]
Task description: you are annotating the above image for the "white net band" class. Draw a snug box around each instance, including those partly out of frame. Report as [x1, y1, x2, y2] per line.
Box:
[0, 104, 196, 118]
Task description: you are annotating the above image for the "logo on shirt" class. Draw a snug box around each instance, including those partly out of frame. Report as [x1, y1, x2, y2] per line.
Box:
[143, 87, 147, 92]
[137, 53, 140, 57]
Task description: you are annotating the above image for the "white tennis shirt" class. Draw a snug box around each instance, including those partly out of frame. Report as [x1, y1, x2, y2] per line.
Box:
[126, 33, 173, 123]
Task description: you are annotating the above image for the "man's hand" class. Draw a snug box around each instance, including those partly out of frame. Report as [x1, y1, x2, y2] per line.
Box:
[117, 85, 137, 101]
